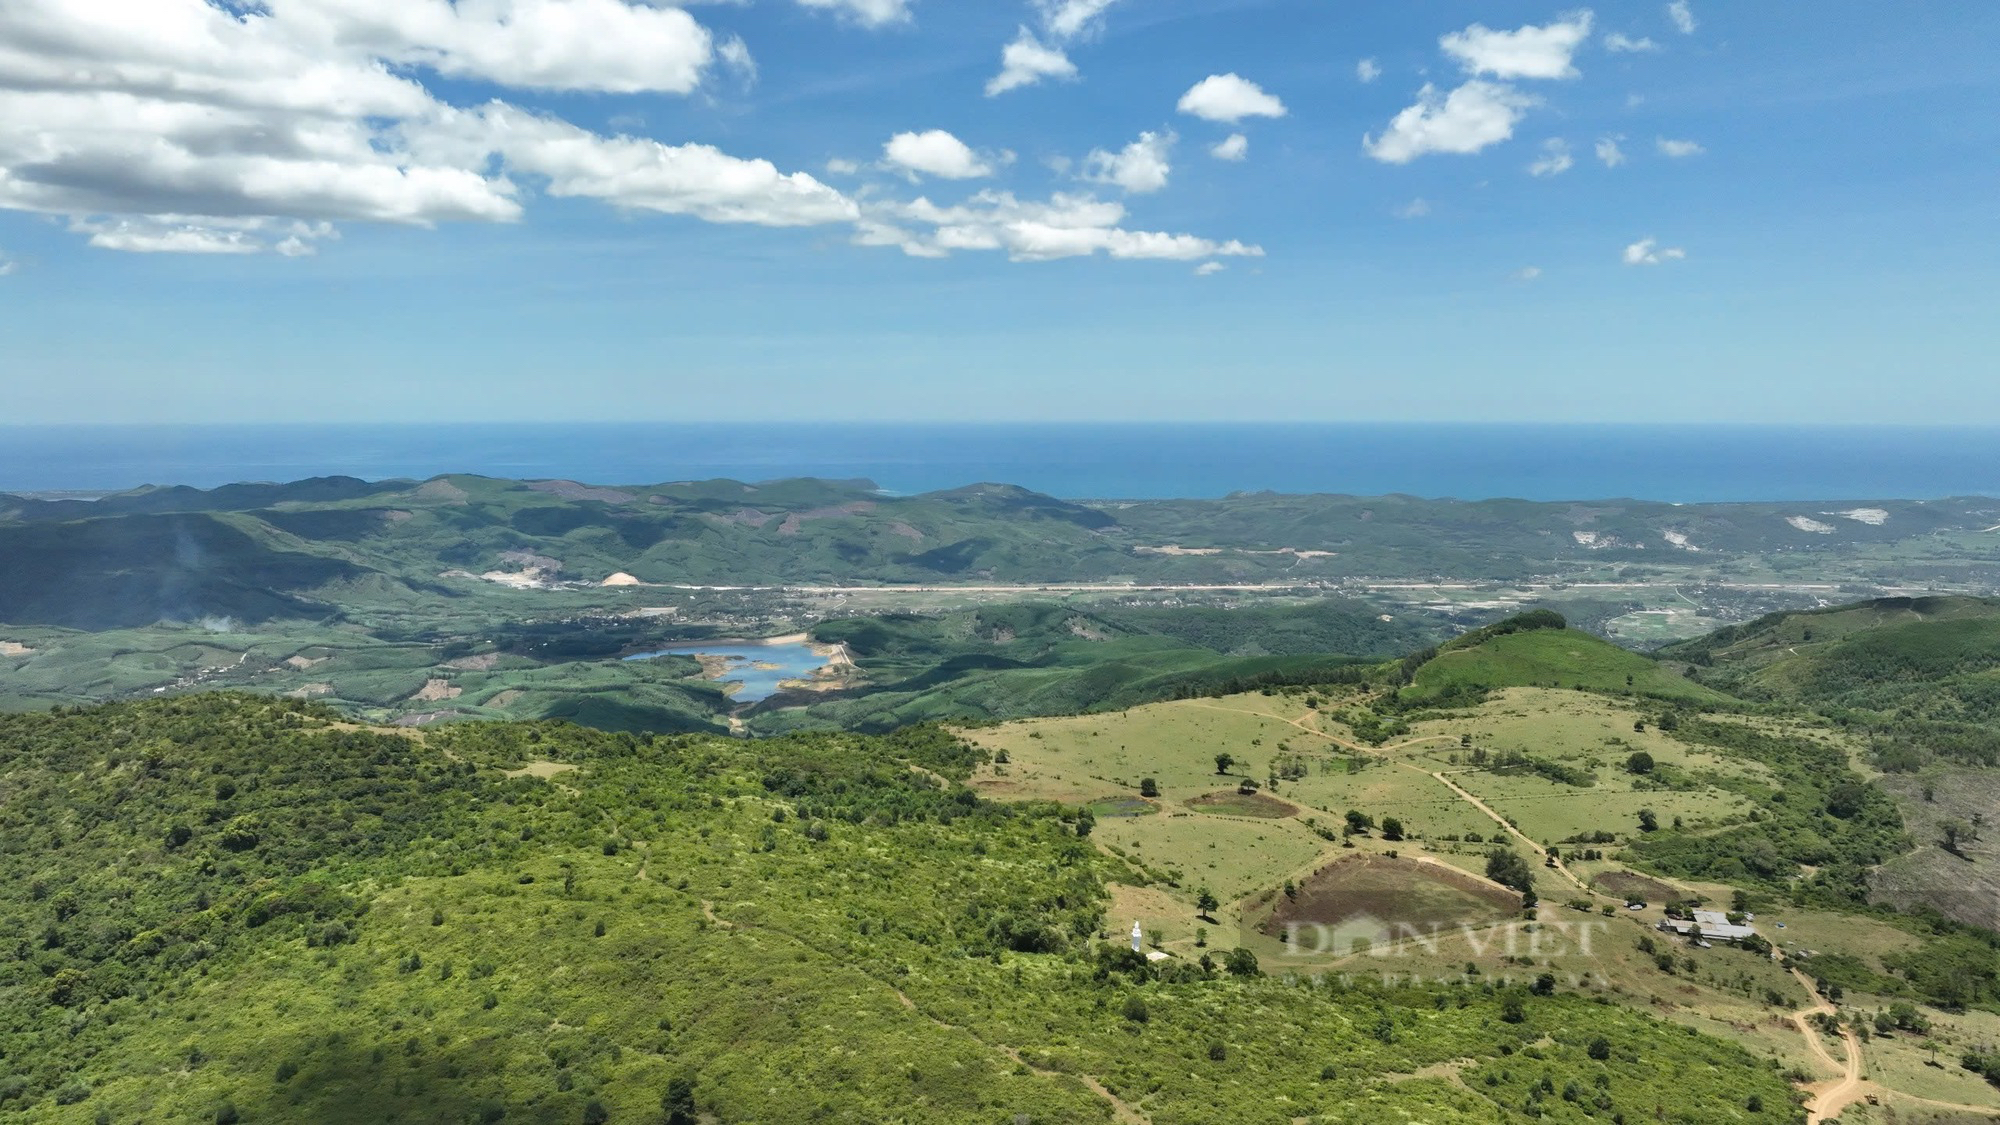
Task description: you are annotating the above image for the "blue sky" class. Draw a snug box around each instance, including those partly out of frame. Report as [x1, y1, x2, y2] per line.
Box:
[1, 0, 1996, 424]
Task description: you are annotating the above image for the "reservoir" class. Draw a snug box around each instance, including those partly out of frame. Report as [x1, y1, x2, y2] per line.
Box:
[623, 640, 832, 703]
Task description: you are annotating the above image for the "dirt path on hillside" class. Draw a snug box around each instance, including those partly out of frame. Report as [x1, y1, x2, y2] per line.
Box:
[1787, 968, 1866, 1123]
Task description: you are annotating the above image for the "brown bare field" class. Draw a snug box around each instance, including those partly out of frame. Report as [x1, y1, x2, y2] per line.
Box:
[1185, 790, 1299, 819]
[1259, 854, 1520, 936]
[1591, 870, 1684, 903]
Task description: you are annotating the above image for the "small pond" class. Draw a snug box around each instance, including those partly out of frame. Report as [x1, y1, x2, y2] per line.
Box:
[623, 641, 832, 703]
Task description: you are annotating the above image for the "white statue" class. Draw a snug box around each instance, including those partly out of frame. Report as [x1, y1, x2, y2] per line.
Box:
[1131, 921, 1143, 953]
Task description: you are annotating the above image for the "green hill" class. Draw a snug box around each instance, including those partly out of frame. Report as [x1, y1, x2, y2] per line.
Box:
[1402, 617, 1728, 707]
[0, 695, 1804, 1123]
[1663, 596, 2000, 768]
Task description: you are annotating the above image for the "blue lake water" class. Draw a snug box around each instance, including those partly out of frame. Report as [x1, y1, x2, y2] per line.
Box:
[622, 641, 831, 704]
[5, 423, 2000, 502]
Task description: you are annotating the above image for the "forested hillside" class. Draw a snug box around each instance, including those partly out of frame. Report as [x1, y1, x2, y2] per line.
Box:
[0, 696, 1806, 1123]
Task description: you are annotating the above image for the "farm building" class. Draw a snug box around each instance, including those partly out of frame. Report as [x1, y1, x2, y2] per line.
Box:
[1659, 909, 1757, 944]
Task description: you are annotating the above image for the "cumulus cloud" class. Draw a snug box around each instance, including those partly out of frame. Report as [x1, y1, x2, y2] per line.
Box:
[1667, 1, 1697, 35]
[825, 158, 861, 176]
[796, 0, 913, 28]
[1194, 261, 1225, 276]
[1595, 135, 1628, 167]
[1177, 74, 1288, 124]
[858, 190, 1263, 263]
[986, 27, 1077, 95]
[1036, 0, 1118, 40]
[1657, 137, 1706, 158]
[1357, 58, 1383, 83]
[1441, 11, 1596, 80]
[1364, 81, 1538, 164]
[1623, 237, 1686, 265]
[1081, 131, 1174, 194]
[1603, 32, 1658, 53]
[1210, 133, 1249, 161]
[0, 0, 1262, 267]
[0, 0, 871, 254]
[882, 130, 995, 180]
[1528, 138, 1574, 177]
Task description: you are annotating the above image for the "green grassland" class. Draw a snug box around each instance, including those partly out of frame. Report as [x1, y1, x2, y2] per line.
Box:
[0, 695, 1814, 1124]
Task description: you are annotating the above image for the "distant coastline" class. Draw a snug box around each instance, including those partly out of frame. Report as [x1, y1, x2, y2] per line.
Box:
[5, 422, 2000, 503]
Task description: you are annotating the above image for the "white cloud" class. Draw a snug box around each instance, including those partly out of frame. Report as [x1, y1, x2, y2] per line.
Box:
[1603, 32, 1659, 53]
[796, 0, 913, 28]
[1036, 0, 1118, 40]
[286, 0, 720, 95]
[1364, 81, 1538, 164]
[1667, 1, 1697, 35]
[717, 35, 757, 84]
[1357, 58, 1383, 83]
[0, 0, 874, 254]
[1623, 237, 1686, 265]
[1657, 136, 1706, 158]
[1210, 133, 1249, 161]
[1177, 74, 1288, 124]
[1194, 261, 1226, 276]
[861, 190, 1264, 263]
[825, 158, 861, 176]
[1515, 266, 1543, 281]
[1393, 198, 1432, 219]
[1082, 131, 1174, 194]
[0, 253, 15, 276]
[1528, 138, 1573, 177]
[1441, 11, 1596, 80]
[986, 27, 1077, 95]
[1595, 135, 1628, 166]
[414, 105, 860, 227]
[883, 130, 994, 180]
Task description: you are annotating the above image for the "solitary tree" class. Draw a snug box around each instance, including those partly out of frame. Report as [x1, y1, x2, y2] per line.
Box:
[1215, 752, 1235, 776]
[1195, 887, 1220, 919]
[1625, 751, 1655, 775]
[1344, 809, 1375, 835]
[1224, 947, 1261, 977]
[1139, 777, 1159, 798]
[1381, 817, 1405, 841]
[1637, 809, 1659, 833]
[1942, 820, 1971, 857]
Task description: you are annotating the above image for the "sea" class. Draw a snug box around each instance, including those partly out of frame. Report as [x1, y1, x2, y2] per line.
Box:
[3, 423, 1998, 503]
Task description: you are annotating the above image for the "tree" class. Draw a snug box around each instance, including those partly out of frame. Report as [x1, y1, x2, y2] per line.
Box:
[663, 1077, 698, 1125]
[1122, 995, 1149, 1023]
[1942, 820, 1971, 857]
[1625, 751, 1655, 775]
[1215, 752, 1235, 775]
[1139, 777, 1159, 798]
[1500, 992, 1526, 1024]
[1657, 711, 1680, 732]
[1485, 847, 1535, 895]
[1344, 810, 1374, 835]
[1637, 809, 1659, 833]
[1381, 817, 1405, 842]
[1195, 887, 1220, 919]
[1224, 947, 1260, 977]
[1587, 1036, 1611, 1060]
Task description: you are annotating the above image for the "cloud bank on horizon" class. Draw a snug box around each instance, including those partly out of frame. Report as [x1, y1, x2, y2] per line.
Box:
[0, 1, 1717, 267]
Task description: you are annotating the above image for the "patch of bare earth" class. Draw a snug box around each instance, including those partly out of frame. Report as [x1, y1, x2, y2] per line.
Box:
[412, 679, 462, 703]
[413, 479, 468, 503]
[889, 521, 925, 541]
[504, 761, 578, 780]
[1185, 790, 1300, 818]
[444, 653, 500, 672]
[486, 690, 524, 709]
[393, 711, 458, 727]
[285, 654, 326, 670]
[601, 572, 644, 587]
[285, 683, 333, 699]
[0, 642, 32, 657]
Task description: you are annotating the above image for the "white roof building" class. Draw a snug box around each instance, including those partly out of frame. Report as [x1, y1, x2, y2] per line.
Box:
[1659, 909, 1757, 943]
